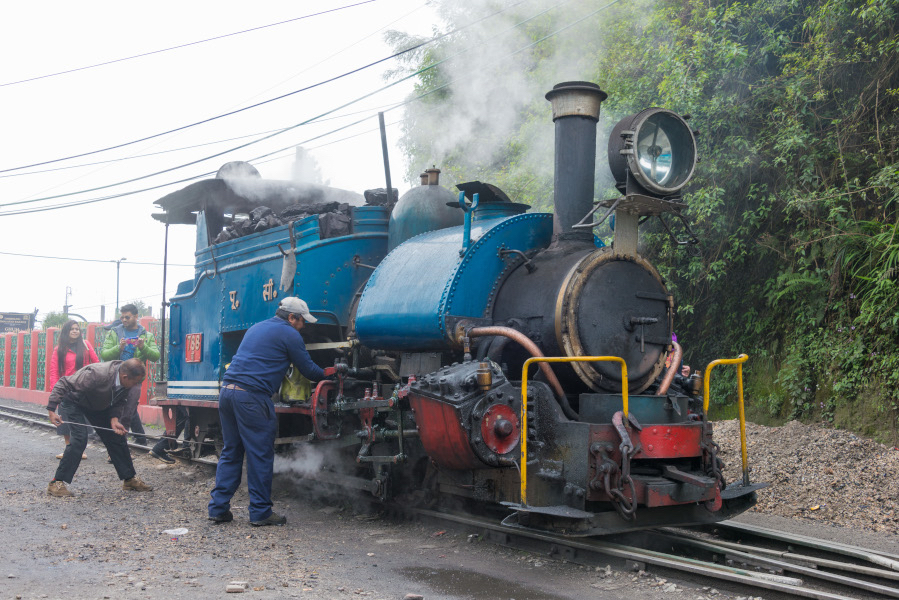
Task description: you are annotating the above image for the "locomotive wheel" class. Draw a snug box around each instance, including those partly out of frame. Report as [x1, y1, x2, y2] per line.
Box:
[190, 424, 224, 459]
[191, 425, 207, 459]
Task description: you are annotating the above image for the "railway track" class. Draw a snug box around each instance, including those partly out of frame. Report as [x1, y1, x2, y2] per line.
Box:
[0, 402, 218, 466]
[411, 508, 899, 600]
[5, 400, 898, 599]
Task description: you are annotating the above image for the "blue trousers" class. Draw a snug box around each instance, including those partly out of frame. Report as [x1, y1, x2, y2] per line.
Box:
[208, 387, 277, 522]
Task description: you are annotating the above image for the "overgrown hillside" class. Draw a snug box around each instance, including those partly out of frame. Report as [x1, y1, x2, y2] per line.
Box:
[389, 0, 899, 442]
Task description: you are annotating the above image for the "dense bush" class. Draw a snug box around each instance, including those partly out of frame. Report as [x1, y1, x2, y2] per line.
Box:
[391, 0, 899, 440]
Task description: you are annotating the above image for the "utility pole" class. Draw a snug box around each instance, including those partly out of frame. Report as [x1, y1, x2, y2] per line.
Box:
[113, 257, 127, 317]
[63, 286, 72, 316]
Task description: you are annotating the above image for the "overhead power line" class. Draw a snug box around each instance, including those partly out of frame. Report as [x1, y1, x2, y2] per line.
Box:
[0, 0, 506, 177]
[0, 1, 379, 89]
[68, 290, 181, 314]
[0, 40, 430, 178]
[0, 171, 215, 216]
[0, 249, 193, 267]
[0, 1, 531, 210]
[0, 104, 400, 180]
[0, 0, 606, 218]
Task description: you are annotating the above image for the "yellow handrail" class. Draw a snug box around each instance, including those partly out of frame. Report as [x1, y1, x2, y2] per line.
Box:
[703, 354, 750, 486]
[520, 356, 628, 507]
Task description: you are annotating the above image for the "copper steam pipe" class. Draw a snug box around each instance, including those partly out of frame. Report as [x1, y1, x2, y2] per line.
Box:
[465, 326, 569, 408]
[657, 341, 683, 396]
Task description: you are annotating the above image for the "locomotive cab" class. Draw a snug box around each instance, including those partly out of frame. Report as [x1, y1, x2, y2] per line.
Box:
[152, 165, 392, 455]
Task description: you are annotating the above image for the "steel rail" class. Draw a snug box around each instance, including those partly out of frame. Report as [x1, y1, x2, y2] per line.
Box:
[0, 404, 218, 466]
[412, 509, 866, 600]
[652, 531, 899, 598]
[672, 533, 899, 581]
[712, 521, 899, 569]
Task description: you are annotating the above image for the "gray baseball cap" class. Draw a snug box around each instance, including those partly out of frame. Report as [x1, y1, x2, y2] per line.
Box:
[278, 297, 317, 323]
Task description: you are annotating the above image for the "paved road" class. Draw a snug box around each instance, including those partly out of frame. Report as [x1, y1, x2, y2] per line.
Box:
[0, 406, 659, 600]
[7, 400, 895, 600]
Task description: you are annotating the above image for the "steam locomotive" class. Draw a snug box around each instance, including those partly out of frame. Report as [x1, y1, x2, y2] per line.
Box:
[152, 81, 763, 535]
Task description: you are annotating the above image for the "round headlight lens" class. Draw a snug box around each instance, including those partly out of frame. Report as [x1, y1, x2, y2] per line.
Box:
[608, 109, 697, 195]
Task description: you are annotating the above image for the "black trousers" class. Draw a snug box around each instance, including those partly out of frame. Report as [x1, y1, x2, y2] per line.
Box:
[128, 410, 148, 446]
[54, 401, 136, 484]
[151, 406, 189, 455]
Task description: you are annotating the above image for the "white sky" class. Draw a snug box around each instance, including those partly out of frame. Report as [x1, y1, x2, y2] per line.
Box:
[0, 0, 442, 324]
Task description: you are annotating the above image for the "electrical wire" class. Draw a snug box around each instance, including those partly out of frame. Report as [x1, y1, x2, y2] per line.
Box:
[69, 290, 178, 314]
[248, 0, 618, 168]
[0, 45, 423, 178]
[0, 171, 216, 216]
[222, 0, 591, 168]
[0, 3, 433, 212]
[0, 0, 548, 214]
[0, 1, 379, 89]
[0, 250, 192, 267]
[0, 2, 525, 176]
[0, 0, 610, 218]
[0, 103, 402, 180]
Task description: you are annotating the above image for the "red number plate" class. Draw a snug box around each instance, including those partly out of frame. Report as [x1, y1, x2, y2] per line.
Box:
[185, 333, 203, 363]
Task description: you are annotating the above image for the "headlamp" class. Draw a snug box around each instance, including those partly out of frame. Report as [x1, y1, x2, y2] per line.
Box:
[608, 108, 697, 196]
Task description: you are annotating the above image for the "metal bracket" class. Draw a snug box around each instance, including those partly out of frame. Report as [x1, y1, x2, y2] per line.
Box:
[572, 197, 622, 230]
[657, 213, 702, 256]
[458, 191, 480, 256]
[353, 255, 378, 270]
[497, 245, 537, 273]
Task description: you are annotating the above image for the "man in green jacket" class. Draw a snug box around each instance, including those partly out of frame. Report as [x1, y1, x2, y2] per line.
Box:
[100, 304, 160, 363]
[100, 304, 160, 446]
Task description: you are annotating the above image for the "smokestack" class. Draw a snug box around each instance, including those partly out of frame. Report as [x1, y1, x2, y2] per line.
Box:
[545, 82, 607, 242]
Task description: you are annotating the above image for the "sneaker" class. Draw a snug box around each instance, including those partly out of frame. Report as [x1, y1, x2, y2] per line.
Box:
[208, 510, 233, 523]
[48, 480, 74, 497]
[122, 476, 153, 492]
[150, 450, 175, 464]
[168, 446, 192, 458]
[250, 512, 286, 527]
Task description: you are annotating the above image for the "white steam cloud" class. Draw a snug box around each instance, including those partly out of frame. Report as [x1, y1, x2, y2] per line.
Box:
[273, 445, 327, 477]
[394, 0, 624, 203]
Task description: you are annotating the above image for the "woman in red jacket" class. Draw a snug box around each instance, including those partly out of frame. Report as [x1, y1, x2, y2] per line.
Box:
[48, 320, 99, 459]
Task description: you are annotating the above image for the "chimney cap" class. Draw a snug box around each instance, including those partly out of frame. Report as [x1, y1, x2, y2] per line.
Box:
[545, 81, 607, 121]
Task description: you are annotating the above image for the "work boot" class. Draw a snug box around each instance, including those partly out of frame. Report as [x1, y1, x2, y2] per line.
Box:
[250, 512, 286, 527]
[48, 480, 74, 497]
[149, 449, 175, 464]
[122, 476, 153, 492]
[208, 510, 233, 523]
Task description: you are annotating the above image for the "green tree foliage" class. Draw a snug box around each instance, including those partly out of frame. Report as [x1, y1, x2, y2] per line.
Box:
[119, 299, 153, 318]
[41, 311, 71, 330]
[392, 0, 899, 439]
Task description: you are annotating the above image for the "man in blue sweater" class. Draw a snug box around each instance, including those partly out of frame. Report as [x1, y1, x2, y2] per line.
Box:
[208, 297, 332, 526]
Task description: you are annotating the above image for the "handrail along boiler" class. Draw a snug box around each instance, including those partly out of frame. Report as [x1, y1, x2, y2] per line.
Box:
[152, 81, 764, 535]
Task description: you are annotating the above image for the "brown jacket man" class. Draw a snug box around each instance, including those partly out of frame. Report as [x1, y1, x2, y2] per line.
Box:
[48, 360, 138, 427]
[46, 358, 153, 497]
